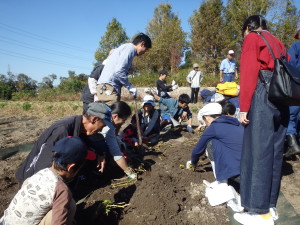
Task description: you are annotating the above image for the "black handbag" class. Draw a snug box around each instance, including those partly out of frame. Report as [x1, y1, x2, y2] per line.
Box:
[257, 31, 300, 106]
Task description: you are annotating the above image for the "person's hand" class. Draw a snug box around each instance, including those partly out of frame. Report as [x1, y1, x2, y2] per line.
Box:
[125, 168, 137, 179]
[181, 111, 188, 119]
[187, 125, 193, 133]
[153, 94, 160, 101]
[235, 75, 239, 79]
[220, 77, 223, 83]
[186, 160, 195, 171]
[172, 84, 178, 90]
[239, 112, 249, 125]
[134, 142, 139, 147]
[96, 155, 106, 173]
[172, 80, 176, 86]
[129, 87, 137, 98]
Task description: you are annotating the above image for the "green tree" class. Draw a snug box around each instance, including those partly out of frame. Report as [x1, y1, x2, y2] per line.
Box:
[15, 73, 37, 91]
[271, 0, 300, 48]
[95, 18, 128, 62]
[224, 0, 272, 49]
[141, 3, 186, 73]
[58, 71, 85, 93]
[189, 0, 225, 75]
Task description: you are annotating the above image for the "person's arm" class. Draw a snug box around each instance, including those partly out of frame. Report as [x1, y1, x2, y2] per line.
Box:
[288, 42, 299, 67]
[52, 180, 76, 225]
[157, 80, 172, 93]
[143, 110, 160, 136]
[114, 45, 136, 90]
[239, 33, 260, 114]
[186, 71, 192, 83]
[191, 126, 215, 165]
[199, 71, 203, 83]
[219, 60, 224, 82]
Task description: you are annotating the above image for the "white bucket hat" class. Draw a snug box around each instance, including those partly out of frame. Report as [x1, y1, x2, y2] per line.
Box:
[197, 103, 222, 124]
[141, 95, 156, 107]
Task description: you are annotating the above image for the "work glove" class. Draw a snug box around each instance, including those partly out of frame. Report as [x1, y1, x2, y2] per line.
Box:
[187, 125, 193, 133]
[125, 168, 137, 180]
[172, 80, 176, 86]
[172, 84, 178, 90]
[144, 87, 151, 94]
[186, 160, 195, 171]
[129, 87, 137, 98]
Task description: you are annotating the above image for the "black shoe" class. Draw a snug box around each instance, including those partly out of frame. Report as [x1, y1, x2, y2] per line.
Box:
[160, 120, 169, 130]
[285, 134, 300, 157]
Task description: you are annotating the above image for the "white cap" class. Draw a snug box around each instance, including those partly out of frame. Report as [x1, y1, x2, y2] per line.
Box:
[141, 95, 156, 107]
[193, 63, 199, 68]
[197, 103, 222, 123]
[211, 93, 225, 103]
[228, 50, 234, 55]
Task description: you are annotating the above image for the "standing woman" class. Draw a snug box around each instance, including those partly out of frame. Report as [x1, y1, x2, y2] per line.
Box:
[235, 15, 289, 225]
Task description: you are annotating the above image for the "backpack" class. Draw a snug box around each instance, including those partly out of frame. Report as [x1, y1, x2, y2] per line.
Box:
[216, 82, 239, 96]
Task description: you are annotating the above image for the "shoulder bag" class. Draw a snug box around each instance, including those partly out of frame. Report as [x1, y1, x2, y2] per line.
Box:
[257, 31, 300, 106]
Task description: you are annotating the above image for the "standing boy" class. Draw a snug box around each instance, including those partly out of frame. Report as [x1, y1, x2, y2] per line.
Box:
[186, 63, 203, 104]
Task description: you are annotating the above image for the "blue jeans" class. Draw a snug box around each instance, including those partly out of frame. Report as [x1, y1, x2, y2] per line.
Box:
[223, 73, 234, 82]
[240, 70, 289, 214]
[286, 106, 300, 136]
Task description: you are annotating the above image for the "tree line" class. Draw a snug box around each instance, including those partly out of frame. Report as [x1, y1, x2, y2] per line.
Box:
[1, 0, 299, 100]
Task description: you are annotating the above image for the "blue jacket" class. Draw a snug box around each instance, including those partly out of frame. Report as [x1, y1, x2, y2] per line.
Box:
[288, 41, 300, 69]
[159, 97, 192, 120]
[191, 115, 243, 181]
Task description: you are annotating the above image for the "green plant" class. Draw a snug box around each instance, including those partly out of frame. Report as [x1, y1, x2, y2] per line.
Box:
[0, 103, 7, 108]
[96, 200, 129, 215]
[22, 102, 32, 111]
[46, 105, 53, 111]
[72, 105, 79, 111]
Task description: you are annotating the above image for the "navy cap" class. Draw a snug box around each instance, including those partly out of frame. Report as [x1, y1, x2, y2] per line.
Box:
[52, 136, 96, 164]
[159, 70, 169, 76]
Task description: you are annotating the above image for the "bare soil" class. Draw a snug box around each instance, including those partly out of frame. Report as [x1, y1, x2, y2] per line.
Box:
[0, 108, 300, 225]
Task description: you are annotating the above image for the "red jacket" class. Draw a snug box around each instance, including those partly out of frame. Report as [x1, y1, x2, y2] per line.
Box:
[239, 31, 287, 112]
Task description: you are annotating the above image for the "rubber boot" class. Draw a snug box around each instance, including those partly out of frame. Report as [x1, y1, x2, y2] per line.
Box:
[285, 134, 300, 157]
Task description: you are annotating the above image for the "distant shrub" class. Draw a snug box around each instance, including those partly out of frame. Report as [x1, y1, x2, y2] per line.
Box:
[12, 90, 36, 101]
[22, 102, 32, 111]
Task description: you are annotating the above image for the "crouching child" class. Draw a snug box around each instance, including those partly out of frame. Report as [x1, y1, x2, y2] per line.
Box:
[187, 103, 244, 211]
[154, 93, 193, 133]
[139, 95, 160, 145]
[0, 136, 96, 225]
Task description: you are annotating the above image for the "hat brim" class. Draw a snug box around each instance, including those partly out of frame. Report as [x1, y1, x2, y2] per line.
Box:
[141, 102, 156, 107]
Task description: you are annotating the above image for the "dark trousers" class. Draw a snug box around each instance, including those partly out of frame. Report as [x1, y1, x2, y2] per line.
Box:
[240, 70, 289, 214]
[190, 87, 200, 104]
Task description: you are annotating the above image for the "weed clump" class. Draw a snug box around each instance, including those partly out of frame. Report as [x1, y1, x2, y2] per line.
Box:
[22, 102, 32, 111]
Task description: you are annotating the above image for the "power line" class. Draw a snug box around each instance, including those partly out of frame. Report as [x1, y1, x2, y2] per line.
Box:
[0, 35, 91, 62]
[0, 48, 91, 70]
[0, 22, 94, 54]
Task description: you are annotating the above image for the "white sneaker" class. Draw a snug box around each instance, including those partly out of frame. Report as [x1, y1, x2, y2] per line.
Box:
[269, 207, 279, 221]
[234, 212, 274, 225]
[227, 199, 244, 212]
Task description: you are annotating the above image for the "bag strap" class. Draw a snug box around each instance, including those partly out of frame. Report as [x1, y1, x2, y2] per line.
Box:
[191, 71, 198, 81]
[254, 31, 276, 60]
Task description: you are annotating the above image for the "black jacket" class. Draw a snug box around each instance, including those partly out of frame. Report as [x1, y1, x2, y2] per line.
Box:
[16, 116, 85, 184]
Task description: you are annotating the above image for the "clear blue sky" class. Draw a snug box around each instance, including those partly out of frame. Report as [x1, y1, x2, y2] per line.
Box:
[0, 0, 299, 84]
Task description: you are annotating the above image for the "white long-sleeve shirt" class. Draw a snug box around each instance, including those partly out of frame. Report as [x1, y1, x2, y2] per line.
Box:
[186, 70, 203, 88]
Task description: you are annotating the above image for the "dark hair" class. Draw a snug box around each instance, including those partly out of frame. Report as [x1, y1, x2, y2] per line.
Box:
[132, 33, 152, 48]
[52, 152, 85, 172]
[111, 101, 132, 119]
[178, 94, 191, 104]
[242, 15, 268, 36]
[219, 100, 236, 116]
